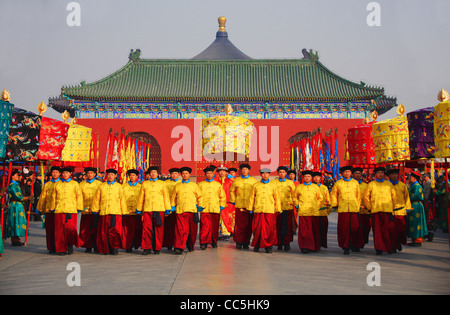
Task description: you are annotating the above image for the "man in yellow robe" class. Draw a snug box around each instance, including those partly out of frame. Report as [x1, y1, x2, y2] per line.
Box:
[363, 166, 397, 255]
[122, 169, 142, 253]
[229, 163, 257, 249]
[91, 168, 128, 255]
[163, 167, 180, 250]
[137, 166, 171, 255]
[294, 170, 323, 253]
[248, 168, 281, 253]
[352, 167, 370, 247]
[170, 167, 204, 254]
[313, 171, 332, 249]
[50, 167, 84, 255]
[79, 167, 102, 253]
[271, 166, 295, 251]
[387, 168, 412, 252]
[198, 167, 227, 250]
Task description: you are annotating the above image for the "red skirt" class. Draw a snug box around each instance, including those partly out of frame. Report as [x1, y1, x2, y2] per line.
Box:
[276, 210, 294, 246]
[54, 213, 83, 253]
[372, 212, 395, 252]
[200, 212, 220, 245]
[163, 212, 176, 248]
[297, 216, 321, 251]
[393, 215, 407, 249]
[251, 213, 277, 249]
[122, 214, 143, 250]
[174, 212, 198, 251]
[80, 213, 98, 249]
[360, 213, 371, 245]
[96, 215, 124, 254]
[318, 216, 328, 248]
[142, 212, 165, 251]
[234, 208, 253, 245]
[45, 212, 55, 252]
[337, 212, 364, 249]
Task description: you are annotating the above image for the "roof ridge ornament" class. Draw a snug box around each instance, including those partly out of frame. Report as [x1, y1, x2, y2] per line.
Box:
[301, 49, 319, 62]
[129, 49, 141, 62]
[437, 88, 450, 102]
[218, 16, 226, 32]
[1, 89, 11, 102]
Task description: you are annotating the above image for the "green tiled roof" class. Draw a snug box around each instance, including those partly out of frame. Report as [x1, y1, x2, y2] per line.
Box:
[60, 58, 388, 103]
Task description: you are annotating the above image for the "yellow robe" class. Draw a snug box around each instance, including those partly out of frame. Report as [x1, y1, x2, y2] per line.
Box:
[330, 178, 361, 213]
[170, 180, 204, 214]
[358, 181, 370, 214]
[363, 180, 397, 213]
[122, 181, 142, 215]
[91, 181, 128, 216]
[137, 179, 171, 213]
[37, 180, 60, 214]
[197, 180, 227, 214]
[293, 183, 323, 216]
[165, 178, 180, 197]
[79, 179, 102, 213]
[50, 179, 83, 214]
[391, 181, 412, 216]
[229, 176, 258, 209]
[316, 183, 332, 216]
[247, 181, 281, 214]
[270, 178, 295, 211]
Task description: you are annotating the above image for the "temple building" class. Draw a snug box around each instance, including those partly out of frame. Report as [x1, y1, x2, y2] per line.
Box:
[48, 17, 396, 177]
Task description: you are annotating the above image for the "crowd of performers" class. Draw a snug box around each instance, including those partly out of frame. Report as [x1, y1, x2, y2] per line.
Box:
[1, 162, 447, 257]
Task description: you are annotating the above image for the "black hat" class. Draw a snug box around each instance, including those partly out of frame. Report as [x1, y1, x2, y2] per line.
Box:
[179, 167, 192, 174]
[352, 167, 363, 173]
[147, 166, 159, 172]
[287, 170, 296, 175]
[386, 169, 399, 176]
[61, 167, 73, 173]
[50, 166, 61, 172]
[324, 170, 333, 175]
[411, 171, 421, 180]
[302, 170, 313, 176]
[11, 169, 21, 177]
[168, 168, 180, 173]
[260, 168, 271, 173]
[203, 167, 215, 173]
[277, 166, 289, 173]
[127, 169, 139, 176]
[84, 167, 97, 173]
[208, 165, 217, 170]
[312, 171, 322, 177]
[373, 166, 386, 174]
[228, 168, 237, 172]
[106, 168, 117, 174]
[239, 163, 251, 170]
[339, 166, 353, 173]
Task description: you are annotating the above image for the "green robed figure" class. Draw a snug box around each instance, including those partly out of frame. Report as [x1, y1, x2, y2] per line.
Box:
[407, 171, 428, 247]
[6, 170, 29, 246]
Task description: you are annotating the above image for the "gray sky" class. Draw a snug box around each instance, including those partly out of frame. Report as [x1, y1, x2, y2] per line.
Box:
[1, 0, 449, 121]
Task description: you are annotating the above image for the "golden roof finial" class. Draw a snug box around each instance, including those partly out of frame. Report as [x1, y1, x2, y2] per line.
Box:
[218, 16, 227, 32]
[1, 89, 11, 102]
[62, 110, 70, 123]
[437, 89, 450, 102]
[37, 102, 47, 116]
[396, 104, 405, 117]
[370, 110, 378, 122]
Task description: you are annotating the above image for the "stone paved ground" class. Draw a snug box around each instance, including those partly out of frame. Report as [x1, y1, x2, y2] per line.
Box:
[0, 212, 449, 295]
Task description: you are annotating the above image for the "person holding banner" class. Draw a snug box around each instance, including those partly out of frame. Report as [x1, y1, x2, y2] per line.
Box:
[50, 167, 84, 255]
[163, 167, 180, 250]
[91, 169, 128, 255]
[214, 165, 234, 241]
[79, 167, 102, 253]
[36, 166, 61, 254]
[136, 166, 171, 255]
[229, 163, 257, 250]
[198, 166, 227, 250]
[170, 167, 204, 254]
[122, 169, 142, 253]
[6, 169, 30, 246]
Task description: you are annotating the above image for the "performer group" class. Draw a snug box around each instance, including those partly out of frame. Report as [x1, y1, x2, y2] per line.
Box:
[0, 162, 435, 257]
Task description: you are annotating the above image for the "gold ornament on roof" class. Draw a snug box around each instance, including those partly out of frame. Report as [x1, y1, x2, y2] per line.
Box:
[62, 110, 70, 123]
[37, 102, 47, 116]
[218, 16, 227, 32]
[370, 110, 378, 122]
[437, 89, 450, 102]
[396, 104, 405, 117]
[1, 89, 11, 102]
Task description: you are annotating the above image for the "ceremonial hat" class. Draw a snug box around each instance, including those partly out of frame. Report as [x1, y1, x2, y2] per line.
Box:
[373, 166, 386, 174]
[302, 170, 313, 176]
[324, 170, 333, 175]
[239, 163, 251, 170]
[50, 166, 61, 172]
[386, 169, 399, 176]
[61, 167, 73, 173]
[11, 169, 21, 177]
[339, 166, 353, 173]
[312, 171, 323, 177]
[287, 170, 296, 175]
[168, 168, 180, 173]
[106, 168, 117, 174]
[208, 165, 217, 170]
[352, 167, 363, 173]
[179, 167, 192, 173]
[127, 169, 139, 175]
[228, 168, 237, 172]
[260, 168, 271, 173]
[147, 166, 159, 172]
[216, 165, 228, 171]
[203, 167, 215, 173]
[84, 167, 97, 173]
[410, 171, 421, 180]
[276, 166, 289, 172]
